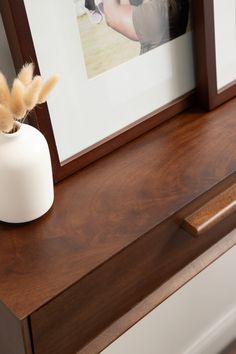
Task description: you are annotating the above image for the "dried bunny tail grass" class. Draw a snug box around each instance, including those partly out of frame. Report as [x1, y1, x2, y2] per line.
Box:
[24, 75, 42, 110]
[38, 74, 59, 104]
[17, 62, 34, 86]
[0, 104, 14, 133]
[10, 78, 27, 120]
[0, 72, 10, 106]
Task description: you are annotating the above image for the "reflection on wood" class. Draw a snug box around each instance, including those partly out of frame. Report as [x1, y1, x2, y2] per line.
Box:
[183, 183, 236, 237]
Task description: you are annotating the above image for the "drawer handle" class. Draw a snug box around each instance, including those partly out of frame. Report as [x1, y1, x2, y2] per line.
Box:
[183, 184, 236, 237]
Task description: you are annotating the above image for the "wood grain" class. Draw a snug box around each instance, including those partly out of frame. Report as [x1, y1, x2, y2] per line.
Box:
[31, 212, 236, 354]
[1, 99, 236, 353]
[0, 99, 236, 323]
[183, 184, 236, 236]
[80, 228, 236, 354]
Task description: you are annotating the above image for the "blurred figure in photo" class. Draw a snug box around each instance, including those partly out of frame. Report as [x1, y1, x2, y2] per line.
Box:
[74, 0, 104, 24]
[85, 0, 104, 24]
[103, 0, 189, 54]
[76, 0, 189, 78]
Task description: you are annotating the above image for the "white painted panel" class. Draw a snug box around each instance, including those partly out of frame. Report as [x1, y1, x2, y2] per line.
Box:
[103, 229, 236, 354]
[214, 0, 236, 89]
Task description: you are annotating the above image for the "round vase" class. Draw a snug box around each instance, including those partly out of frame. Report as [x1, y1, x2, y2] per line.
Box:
[0, 123, 54, 223]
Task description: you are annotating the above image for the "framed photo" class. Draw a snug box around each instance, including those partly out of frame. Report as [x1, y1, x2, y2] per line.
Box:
[1, 0, 195, 182]
[193, 0, 236, 110]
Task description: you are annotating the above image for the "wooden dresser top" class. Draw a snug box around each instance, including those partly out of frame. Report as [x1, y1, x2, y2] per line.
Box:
[0, 98, 236, 320]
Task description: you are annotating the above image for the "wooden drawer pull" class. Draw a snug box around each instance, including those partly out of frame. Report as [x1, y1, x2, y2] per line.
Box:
[183, 184, 236, 237]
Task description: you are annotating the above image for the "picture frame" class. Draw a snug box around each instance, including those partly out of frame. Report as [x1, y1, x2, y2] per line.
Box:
[1, 0, 195, 182]
[193, 0, 236, 110]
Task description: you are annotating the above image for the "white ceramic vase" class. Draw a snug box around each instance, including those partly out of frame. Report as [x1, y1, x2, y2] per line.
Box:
[0, 123, 54, 223]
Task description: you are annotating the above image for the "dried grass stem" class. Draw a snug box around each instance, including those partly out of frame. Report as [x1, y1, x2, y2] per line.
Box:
[0, 63, 59, 134]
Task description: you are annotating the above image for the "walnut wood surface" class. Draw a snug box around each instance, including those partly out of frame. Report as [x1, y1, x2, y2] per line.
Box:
[183, 184, 236, 236]
[0, 99, 236, 353]
[31, 213, 236, 354]
[0, 98, 236, 324]
[81, 229, 236, 354]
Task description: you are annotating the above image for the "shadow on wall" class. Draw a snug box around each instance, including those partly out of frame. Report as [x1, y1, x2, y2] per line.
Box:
[0, 14, 16, 81]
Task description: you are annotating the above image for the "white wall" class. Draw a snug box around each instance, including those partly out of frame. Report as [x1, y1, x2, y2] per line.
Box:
[103, 230, 236, 354]
[214, 0, 236, 88]
[0, 14, 15, 82]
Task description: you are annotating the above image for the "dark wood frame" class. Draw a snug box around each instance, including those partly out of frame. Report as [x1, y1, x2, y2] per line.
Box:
[192, 0, 236, 110]
[0, 0, 195, 183]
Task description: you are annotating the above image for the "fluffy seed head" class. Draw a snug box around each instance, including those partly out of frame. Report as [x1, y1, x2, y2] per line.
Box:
[38, 74, 59, 104]
[0, 72, 10, 106]
[0, 104, 14, 132]
[17, 62, 34, 86]
[10, 78, 27, 120]
[24, 75, 42, 110]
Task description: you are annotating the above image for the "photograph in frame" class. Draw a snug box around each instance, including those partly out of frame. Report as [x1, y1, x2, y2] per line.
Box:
[0, 0, 195, 181]
[75, 0, 190, 79]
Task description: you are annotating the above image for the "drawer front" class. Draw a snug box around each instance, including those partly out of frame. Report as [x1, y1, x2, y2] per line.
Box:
[31, 186, 236, 354]
[0, 302, 32, 354]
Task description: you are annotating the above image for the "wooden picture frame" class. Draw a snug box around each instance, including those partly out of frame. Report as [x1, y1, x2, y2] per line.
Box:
[193, 0, 236, 110]
[1, 0, 195, 182]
